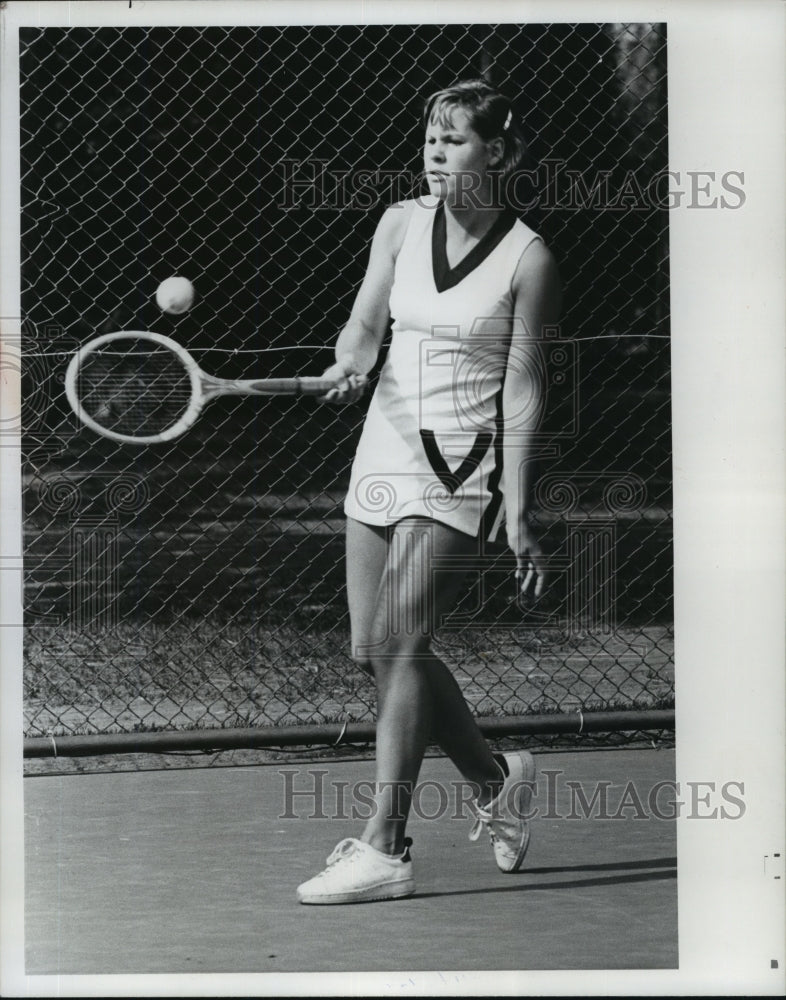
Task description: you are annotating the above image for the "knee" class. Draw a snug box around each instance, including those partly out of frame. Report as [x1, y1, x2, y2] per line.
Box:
[350, 651, 374, 678]
[366, 630, 430, 676]
[349, 634, 379, 677]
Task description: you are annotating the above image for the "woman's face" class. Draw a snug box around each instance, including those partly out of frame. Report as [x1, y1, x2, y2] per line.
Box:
[423, 107, 496, 207]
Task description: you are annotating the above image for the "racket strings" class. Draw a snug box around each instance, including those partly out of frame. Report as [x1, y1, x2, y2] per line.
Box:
[76, 341, 195, 437]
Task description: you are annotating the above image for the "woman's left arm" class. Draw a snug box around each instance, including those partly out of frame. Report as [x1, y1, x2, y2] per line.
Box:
[501, 238, 562, 598]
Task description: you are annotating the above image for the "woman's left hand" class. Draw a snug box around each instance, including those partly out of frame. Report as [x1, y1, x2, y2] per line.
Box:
[513, 525, 547, 600]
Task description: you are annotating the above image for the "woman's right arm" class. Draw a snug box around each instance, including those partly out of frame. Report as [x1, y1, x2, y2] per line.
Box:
[321, 202, 412, 401]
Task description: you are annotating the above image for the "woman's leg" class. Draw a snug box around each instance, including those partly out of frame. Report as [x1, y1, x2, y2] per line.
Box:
[345, 517, 390, 673]
[357, 517, 504, 855]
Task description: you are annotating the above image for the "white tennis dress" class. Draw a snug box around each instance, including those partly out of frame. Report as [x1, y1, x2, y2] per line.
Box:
[344, 195, 543, 540]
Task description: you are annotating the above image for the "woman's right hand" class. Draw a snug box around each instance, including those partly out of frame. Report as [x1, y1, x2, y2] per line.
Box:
[318, 357, 368, 404]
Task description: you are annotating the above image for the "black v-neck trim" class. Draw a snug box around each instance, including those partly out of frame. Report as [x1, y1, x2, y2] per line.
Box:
[431, 202, 517, 293]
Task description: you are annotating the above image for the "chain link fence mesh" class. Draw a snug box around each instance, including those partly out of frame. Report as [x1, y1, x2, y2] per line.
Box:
[19, 23, 672, 744]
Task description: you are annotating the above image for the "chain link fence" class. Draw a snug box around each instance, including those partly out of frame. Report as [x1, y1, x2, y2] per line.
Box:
[19, 23, 672, 747]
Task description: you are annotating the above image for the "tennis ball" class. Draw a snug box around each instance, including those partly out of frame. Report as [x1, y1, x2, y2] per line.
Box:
[155, 276, 195, 315]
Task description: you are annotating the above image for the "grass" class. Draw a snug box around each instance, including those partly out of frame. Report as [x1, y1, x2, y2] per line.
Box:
[24, 618, 674, 740]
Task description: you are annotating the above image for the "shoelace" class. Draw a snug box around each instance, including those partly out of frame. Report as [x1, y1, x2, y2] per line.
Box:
[324, 838, 361, 867]
[468, 804, 497, 843]
[321, 837, 413, 868]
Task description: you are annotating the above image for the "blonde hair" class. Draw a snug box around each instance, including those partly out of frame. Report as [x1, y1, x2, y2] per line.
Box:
[423, 79, 529, 182]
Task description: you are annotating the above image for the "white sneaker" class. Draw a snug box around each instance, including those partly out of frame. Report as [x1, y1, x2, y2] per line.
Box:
[296, 837, 415, 905]
[469, 751, 536, 873]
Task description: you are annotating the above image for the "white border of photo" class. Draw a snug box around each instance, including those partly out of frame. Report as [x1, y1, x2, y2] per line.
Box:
[1, 0, 784, 995]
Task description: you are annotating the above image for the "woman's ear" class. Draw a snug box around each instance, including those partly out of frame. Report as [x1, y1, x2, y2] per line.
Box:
[487, 136, 505, 168]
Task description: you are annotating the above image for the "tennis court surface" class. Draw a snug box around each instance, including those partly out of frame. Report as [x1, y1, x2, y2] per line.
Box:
[25, 747, 677, 974]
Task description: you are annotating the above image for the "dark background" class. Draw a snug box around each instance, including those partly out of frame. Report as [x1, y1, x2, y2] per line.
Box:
[19, 24, 673, 736]
[20, 23, 669, 492]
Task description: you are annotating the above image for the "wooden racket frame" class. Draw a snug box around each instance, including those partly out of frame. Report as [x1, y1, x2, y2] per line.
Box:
[64, 330, 337, 444]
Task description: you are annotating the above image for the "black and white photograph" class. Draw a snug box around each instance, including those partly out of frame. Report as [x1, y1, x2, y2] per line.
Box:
[1, 0, 784, 995]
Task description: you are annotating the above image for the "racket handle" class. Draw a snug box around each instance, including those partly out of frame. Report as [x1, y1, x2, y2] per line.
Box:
[245, 377, 338, 396]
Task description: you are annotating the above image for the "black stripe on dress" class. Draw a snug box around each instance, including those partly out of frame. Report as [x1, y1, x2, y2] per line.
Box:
[478, 382, 506, 542]
[431, 202, 517, 293]
[419, 429, 493, 495]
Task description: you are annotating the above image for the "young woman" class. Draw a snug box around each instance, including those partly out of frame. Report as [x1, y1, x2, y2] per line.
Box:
[297, 79, 561, 905]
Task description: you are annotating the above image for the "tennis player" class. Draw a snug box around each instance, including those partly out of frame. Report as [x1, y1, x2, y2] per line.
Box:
[297, 79, 561, 904]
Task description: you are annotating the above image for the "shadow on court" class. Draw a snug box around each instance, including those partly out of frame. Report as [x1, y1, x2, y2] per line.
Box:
[25, 748, 677, 974]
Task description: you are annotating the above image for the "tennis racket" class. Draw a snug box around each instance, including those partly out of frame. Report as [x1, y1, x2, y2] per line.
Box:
[65, 330, 338, 444]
